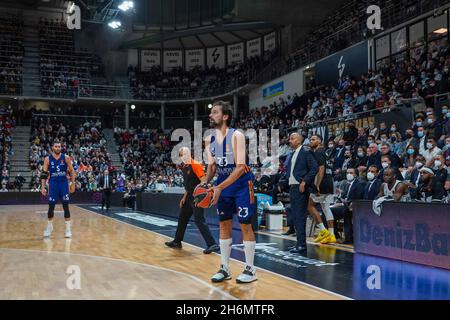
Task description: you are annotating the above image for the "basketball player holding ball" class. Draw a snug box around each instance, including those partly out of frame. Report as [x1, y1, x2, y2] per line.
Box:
[41, 141, 76, 238]
[203, 101, 257, 284]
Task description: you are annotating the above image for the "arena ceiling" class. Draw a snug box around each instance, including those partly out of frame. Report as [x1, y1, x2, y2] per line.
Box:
[0, 0, 349, 49]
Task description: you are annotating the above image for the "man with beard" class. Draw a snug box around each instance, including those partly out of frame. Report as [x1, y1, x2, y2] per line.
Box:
[307, 134, 336, 244]
[204, 101, 257, 284]
[41, 141, 76, 238]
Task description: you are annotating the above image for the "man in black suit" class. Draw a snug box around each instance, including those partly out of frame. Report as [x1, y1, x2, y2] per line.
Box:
[285, 132, 318, 255]
[98, 169, 112, 211]
[331, 168, 365, 244]
[364, 166, 382, 200]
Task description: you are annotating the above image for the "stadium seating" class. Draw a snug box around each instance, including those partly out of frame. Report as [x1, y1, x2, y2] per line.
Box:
[0, 14, 23, 96]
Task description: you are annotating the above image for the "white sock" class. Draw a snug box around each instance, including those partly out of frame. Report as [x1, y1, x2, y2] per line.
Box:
[317, 223, 326, 231]
[48, 221, 53, 226]
[219, 238, 232, 270]
[65, 221, 71, 229]
[328, 227, 334, 235]
[243, 241, 256, 269]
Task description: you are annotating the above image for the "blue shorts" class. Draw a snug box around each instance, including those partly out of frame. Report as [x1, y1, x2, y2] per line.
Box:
[217, 181, 255, 224]
[48, 180, 70, 204]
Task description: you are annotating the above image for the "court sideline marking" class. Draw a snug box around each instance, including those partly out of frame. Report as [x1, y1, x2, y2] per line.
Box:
[76, 205, 352, 300]
[0, 247, 237, 300]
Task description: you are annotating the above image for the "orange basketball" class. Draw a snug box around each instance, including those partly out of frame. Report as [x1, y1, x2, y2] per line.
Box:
[193, 185, 213, 208]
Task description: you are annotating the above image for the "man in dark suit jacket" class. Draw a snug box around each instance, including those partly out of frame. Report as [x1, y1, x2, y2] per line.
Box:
[98, 169, 112, 211]
[331, 168, 365, 244]
[363, 166, 382, 200]
[285, 132, 318, 255]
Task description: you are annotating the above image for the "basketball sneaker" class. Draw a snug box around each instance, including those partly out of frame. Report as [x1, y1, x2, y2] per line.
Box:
[65, 222, 72, 238]
[236, 266, 257, 284]
[211, 265, 232, 283]
[320, 233, 336, 244]
[313, 229, 330, 243]
[43, 223, 53, 237]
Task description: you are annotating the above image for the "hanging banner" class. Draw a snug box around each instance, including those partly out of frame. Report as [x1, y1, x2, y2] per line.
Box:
[247, 38, 261, 58]
[140, 50, 160, 71]
[185, 49, 205, 70]
[227, 42, 244, 65]
[264, 32, 276, 52]
[163, 50, 183, 72]
[128, 49, 138, 67]
[207, 46, 225, 69]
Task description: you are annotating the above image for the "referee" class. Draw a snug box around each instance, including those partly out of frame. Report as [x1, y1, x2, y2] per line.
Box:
[165, 147, 219, 254]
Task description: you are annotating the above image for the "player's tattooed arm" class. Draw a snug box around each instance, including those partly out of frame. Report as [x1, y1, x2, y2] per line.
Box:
[65, 155, 76, 183]
[41, 157, 49, 196]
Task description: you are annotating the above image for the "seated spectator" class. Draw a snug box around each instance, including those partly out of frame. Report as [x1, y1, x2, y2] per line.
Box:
[423, 137, 442, 166]
[363, 165, 382, 200]
[412, 167, 446, 202]
[432, 154, 448, 186]
[378, 168, 409, 201]
[330, 168, 365, 244]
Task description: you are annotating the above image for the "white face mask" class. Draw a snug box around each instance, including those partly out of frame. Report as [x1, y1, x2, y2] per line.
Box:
[426, 143, 433, 149]
[346, 174, 355, 182]
[381, 162, 389, 169]
[434, 160, 442, 168]
[367, 172, 375, 181]
[415, 162, 424, 169]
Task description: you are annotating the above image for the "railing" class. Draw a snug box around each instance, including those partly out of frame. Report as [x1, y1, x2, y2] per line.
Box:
[31, 113, 102, 127]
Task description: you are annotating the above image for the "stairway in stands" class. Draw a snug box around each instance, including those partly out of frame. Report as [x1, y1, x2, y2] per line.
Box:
[9, 126, 32, 191]
[103, 129, 124, 172]
[22, 12, 41, 97]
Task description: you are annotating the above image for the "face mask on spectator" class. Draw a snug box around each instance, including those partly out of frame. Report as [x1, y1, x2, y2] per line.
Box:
[426, 112, 433, 116]
[367, 172, 375, 181]
[407, 149, 415, 155]
[367, 140, 373, 145]
[427, 118, 434, 124]
[357, 151, 365, 157]
[381, 162, 389, 169]
[390, 127, 396, 132]
[390, 136, 397, 143]
[426, 143, 433, 149]
[447, 112, 450, 118]
[417, 131, 424, 138]
[434, 160, 442, 168]
[415, 162, 424, 169]
[416, 121, 423, 127]
[346, 174, 355, 182]
[328, 143, 334, 149]
[443, 108, 448, 114]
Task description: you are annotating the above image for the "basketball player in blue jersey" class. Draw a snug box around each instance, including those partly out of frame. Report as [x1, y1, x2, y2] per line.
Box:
[41, 141, 76, 238]
[204, 101, 257, 283]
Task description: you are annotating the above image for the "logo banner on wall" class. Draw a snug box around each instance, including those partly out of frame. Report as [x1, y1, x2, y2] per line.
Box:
[185, 49, 205, 70]
[262, 81, 284, 100]
[264, 32, 276, 52]
[315, 41, 368, 86]
[227, 42, 244, 65]
[163, 50, 183, 72]
[207, 46, 225, 69]
[140, 50, 160, 71]
[247, 38, 261, 58]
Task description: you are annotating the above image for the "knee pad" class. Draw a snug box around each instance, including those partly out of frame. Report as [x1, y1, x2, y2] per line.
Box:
[62, 202, 71, 219]
[48, 203, 56, 219]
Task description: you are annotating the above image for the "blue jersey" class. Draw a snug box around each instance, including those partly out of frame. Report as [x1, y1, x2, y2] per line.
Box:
[48, 153, 68, 182]
[210, 128, 253, 196]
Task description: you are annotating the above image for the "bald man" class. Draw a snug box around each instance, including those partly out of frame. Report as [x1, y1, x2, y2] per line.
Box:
[165, 147, 219, 254]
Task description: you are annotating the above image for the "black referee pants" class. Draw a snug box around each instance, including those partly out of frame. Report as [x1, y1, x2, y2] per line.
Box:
[174, 195, 216, 247]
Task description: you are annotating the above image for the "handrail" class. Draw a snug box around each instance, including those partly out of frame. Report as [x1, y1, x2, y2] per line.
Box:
[32, 113, 101, 120]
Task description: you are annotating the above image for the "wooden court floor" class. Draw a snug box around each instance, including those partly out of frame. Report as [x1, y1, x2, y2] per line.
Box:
[0, 205, 343, 300]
